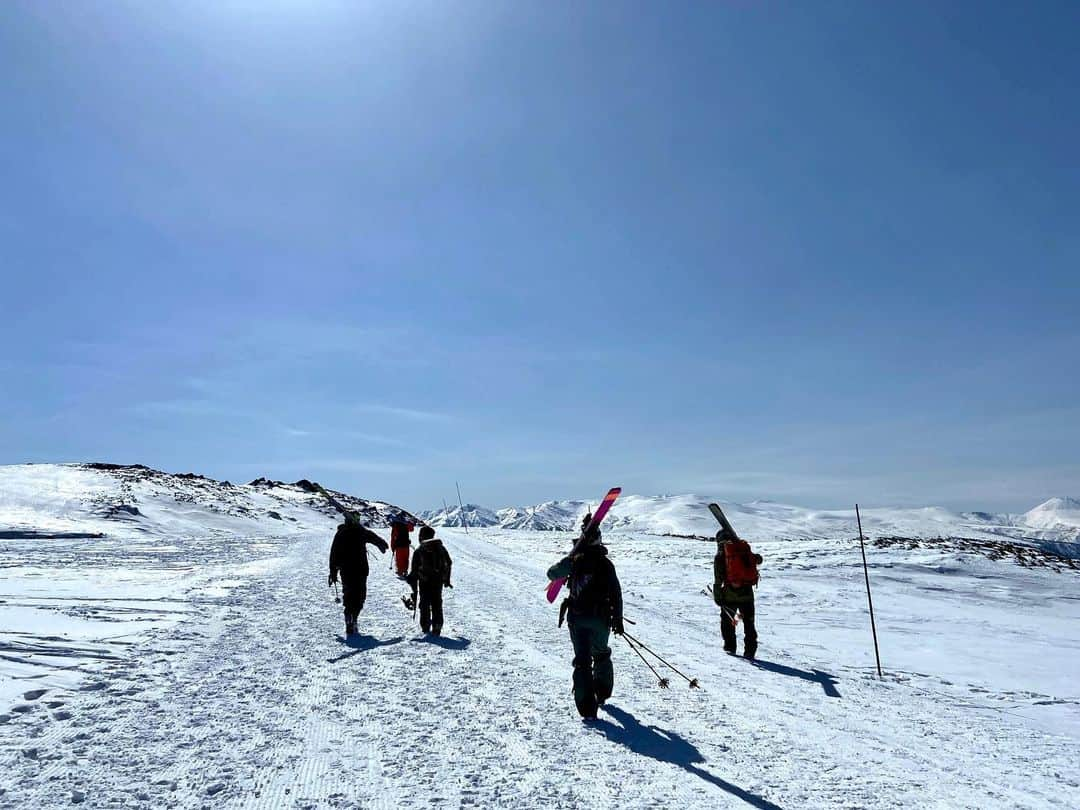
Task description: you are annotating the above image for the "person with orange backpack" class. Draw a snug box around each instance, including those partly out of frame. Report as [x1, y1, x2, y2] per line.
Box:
[390, 516, 414, 577]
[713, 525, 763, 659]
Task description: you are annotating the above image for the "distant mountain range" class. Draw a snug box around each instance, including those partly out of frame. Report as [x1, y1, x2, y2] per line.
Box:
[3, 464, 1077, 559]
[421, 493, 1080, 554]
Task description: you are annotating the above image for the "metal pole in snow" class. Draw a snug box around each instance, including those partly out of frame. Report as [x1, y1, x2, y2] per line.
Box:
[456, 481, 469, 535]
[856, 504, 883, 678]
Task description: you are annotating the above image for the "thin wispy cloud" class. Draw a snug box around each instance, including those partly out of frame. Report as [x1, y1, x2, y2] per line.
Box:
[278, 427, 410, 447]
[237, 458, 417, 475]
[355, 404, 455, 423]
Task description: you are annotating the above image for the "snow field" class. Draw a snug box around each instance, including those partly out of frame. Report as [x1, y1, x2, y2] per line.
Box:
[1, 524, 1077, 808]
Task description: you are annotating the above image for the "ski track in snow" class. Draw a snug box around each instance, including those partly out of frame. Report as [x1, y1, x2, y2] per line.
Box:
[1, 528, 1078, 809]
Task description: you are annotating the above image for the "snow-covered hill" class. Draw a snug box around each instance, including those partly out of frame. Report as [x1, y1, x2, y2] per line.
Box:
[426, 493, 1080, 554]
[0, 462, 417, 542]
[1023, 496, 1080, 531]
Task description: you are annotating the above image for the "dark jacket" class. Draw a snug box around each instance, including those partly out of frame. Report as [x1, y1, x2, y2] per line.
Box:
[329, 522, 389, 578]
[407, 538, 452, 588]
[549, 545, 623, 623]
[713, 540, 763, 605]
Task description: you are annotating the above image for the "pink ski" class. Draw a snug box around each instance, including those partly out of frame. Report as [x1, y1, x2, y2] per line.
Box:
[546, 487, 621, 603]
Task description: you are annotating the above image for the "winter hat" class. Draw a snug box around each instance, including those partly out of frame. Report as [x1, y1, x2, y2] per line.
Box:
[418, 525, 436, 542]
[716, 526, 737, 543]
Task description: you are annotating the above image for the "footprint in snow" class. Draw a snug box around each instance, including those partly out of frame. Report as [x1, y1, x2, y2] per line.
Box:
[23, 689, 48, 701]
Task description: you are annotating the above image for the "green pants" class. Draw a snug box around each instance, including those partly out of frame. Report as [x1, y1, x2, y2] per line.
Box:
[568, 616, 613, 718]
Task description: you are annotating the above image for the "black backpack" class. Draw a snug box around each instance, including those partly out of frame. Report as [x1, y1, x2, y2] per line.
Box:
[416, 542, 450, 583]
[568, 549, 616, 619]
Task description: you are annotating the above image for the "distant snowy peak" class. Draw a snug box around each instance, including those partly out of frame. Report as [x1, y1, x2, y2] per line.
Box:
[498, 500, 590, 531]
[1023, 497, 1080, 530]
[421, 504, 501, 528]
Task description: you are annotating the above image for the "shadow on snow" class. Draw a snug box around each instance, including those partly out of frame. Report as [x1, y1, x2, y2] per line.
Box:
[327, 634, 405, 663]
[750, 659, 841, 698]
[411, 635, 471, 651]
[594, 705, 783, 810]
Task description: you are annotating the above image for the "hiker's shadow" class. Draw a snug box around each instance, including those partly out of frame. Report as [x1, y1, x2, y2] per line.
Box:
[412, 635, 471, 651]
[328, 635, 405, 663]
[596, 705, 783, 810]
[750, 659, 841, 698]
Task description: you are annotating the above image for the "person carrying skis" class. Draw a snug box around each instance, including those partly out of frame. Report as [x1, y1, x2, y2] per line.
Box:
[328, 514, 389, 635]
[405, 525, 453, 635]
[390, 517, 414, 577]
[547, 514, 624, 720]
[713, 525, 763, 659]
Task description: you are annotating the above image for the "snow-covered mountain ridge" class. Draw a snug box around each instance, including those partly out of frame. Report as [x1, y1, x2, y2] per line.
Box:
[0, 462, 417, 541]
[423, 493, 1080, 549]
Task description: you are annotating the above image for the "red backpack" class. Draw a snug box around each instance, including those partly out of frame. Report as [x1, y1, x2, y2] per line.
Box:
[724, 539, 760, 588]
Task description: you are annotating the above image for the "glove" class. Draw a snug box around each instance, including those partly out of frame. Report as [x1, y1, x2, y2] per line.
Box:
[611, 617, 625, 636]
[328, 572, 337, 587]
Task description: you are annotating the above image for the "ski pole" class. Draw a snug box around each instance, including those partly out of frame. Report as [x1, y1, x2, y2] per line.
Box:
[856, 504, 883, 678]
[620, 635, 669, 689]
[456, 481, 469, 535]
[623, 631, 700, 689]
[722, 606, 741, 628]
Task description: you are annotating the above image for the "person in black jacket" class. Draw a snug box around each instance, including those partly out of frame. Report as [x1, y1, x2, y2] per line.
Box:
[406, 526, 453, 636]
[546, 516, 624, 720]
[328, 515, 389, 635]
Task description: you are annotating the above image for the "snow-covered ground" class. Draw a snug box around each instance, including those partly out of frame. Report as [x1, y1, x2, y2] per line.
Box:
[1, 465, 1078, 807]
[0, 464, 411, 711]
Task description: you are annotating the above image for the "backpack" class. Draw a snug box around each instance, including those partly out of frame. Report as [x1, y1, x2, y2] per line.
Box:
[723, 539, 759, 588]
[568, 548, 616, 620]
[416, 543, 449, 584]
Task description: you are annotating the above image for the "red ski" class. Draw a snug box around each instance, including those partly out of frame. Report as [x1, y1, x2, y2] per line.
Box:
[546, 487, 621, 603]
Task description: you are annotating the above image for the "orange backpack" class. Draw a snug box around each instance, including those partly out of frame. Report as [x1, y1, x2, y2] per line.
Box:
[724, 539, 759, 588]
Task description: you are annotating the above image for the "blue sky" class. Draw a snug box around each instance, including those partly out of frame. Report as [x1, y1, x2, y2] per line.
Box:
[2, 1, 1077, 512]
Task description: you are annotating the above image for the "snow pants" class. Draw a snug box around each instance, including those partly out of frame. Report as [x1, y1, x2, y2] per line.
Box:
[393, 545, 410, 576]
[720, 597, 757, 656]
[340, 571, 368, 624]
[417, 580, 444, 634]
[568, 616, 613, 718]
